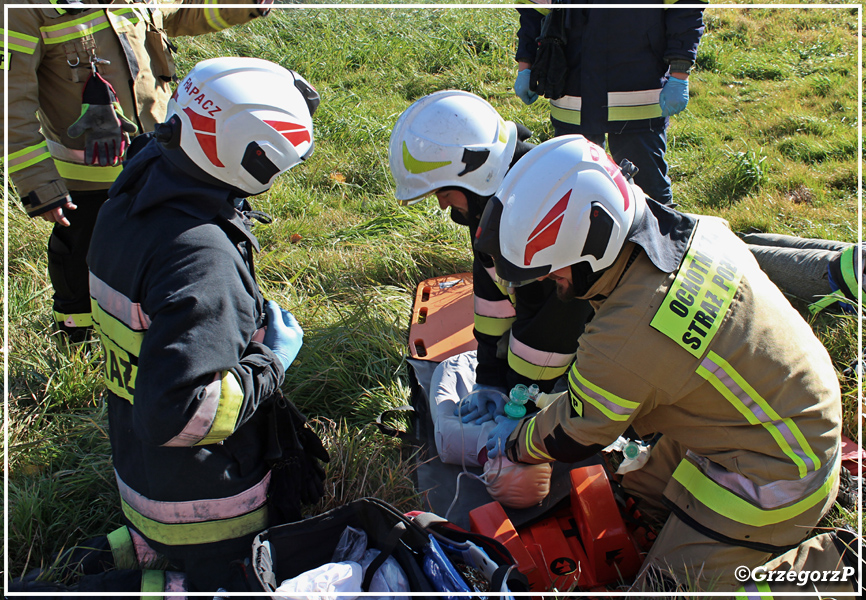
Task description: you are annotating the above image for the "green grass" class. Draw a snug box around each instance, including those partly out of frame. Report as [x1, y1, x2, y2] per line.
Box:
[4, 3, 862, 590]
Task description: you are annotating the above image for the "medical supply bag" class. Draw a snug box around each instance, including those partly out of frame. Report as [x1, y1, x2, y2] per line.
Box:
[251, 497, 528, 598]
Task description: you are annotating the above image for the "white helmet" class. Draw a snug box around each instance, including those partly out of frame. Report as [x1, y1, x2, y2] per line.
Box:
[388, 90, 518, 204]
[161, 57, 318, 196]
[476, 135, 644, 287]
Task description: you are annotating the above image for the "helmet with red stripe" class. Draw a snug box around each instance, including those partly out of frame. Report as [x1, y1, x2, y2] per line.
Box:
[162, 57, 318, 196]
[476, 135, 643, 287]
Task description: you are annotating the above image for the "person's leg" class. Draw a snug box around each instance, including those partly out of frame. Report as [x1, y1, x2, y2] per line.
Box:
[631, 513, 772, 592]
[746, 243, 837, 305]
[734, 529, 862, 596]
[741, 232, 852, 253]
[47, 189, 109, 341]
[618, 435, 684, 530]
[607, 129, 671, 205]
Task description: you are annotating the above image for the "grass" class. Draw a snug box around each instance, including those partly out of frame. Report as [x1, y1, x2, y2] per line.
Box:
[3, 2, 862, 592]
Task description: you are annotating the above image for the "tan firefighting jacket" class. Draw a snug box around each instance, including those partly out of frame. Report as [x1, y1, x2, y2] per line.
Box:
[507, 217, 842, 550]
[2, 0, 264, 217]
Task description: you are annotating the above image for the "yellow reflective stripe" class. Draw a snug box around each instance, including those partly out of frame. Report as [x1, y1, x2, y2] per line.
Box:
[733, 581, 772, 600]
[839, 245, 859, 298]
[4, 29, 40, 54]
[107, 526, 137, 570]
[568, 367, 639, 422]
[6, 142, 51, 172]
[40, 8, 139, 44]
[525, 418, 553, 461]
[609, 104, 663, 122]
[53, 310, 93, 328]
[509, 351, 570, 382]
[550, 104, 581, 126]
[195, 371, 244, 446]
[402, 141, 451, 174]
[140, 569, 165, 599]
[672, 459, 837, 527]
[474, 314, 515, 337]
[92, 298, 142, 402]
[698, 351, 820, 478]
[120, 499, 268, 546]
[91, 298, 144, 355]
[54, 159, 123, 183]
[204, 0, 232, 31]
[808, 290, 848, 315]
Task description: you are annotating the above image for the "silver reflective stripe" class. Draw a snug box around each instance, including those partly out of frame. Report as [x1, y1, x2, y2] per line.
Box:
[47, 139, 86, 164]
[700, 353, 819, 475]
[115, 470, 271, 523]
[510, 336, 574, 370]
[551, 95, 583, 111]
[687, 448, 839, 510]
[163, 372, 223, 447]
[474, 296, 516, 319]
[89, 272, 151, 330]
[607, 89, 662, 107]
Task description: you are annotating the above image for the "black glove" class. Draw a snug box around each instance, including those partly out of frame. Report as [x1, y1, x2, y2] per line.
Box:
[265, 392, 329, 523]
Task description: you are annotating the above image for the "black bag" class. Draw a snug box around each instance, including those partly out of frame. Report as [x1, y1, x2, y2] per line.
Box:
[252, 497, 434, 593]
[251, 498, 529, 595]
[529, 8, 569, 100]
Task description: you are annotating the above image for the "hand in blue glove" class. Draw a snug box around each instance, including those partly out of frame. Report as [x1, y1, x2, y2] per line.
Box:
[454, 384, 509, 425]
[514, 69, 538, 105]
[262, 300, 303, 372]
[659, 76, 689, 118]
[486, 415, 521, 459]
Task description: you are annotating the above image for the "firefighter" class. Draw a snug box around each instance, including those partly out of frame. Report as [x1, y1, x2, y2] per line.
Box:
[513, 0, 705, 206]
[2, 0, 271, 343]
[476, 135, 855, 593]
[85, 57, 327, 593]
[389, 91, 592, 425]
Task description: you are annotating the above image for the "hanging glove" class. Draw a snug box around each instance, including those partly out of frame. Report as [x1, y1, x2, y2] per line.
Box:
[262, 300, 304, 371]
[265, 392, 330, 522]
[486, 415, 521, 459]
[454, 384, 509, 425]
[659, 76, 689, 118]
[67, 72, 137, 166]
[514, 69, 538, 105]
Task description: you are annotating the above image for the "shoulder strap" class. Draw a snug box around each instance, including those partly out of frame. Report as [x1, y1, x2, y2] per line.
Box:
[361, 521, 407, 591]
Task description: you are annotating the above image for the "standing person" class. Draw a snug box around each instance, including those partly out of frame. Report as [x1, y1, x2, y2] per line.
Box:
[476, 135, 852, 593]
[2, 0, 272, 343]
[513, 0, 705, 205]
[86, 57, 327, 592]
[389, 90, 590, 424]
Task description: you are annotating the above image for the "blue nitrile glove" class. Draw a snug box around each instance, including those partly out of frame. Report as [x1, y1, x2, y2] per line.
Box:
[514, 69, 538, 105]
[454, 384, 509, 425]
[262, 300, 303, 372]
[659, 76, 689, 117]
[486, 415, 521, 459]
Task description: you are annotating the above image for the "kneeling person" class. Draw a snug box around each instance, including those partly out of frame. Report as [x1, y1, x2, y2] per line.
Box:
[477, 135, 844, 592]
